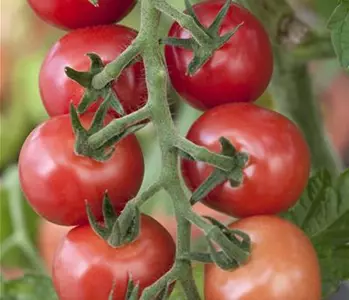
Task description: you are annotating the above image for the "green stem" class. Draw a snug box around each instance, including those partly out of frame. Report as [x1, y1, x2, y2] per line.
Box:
[270, 49, 341, 175]
[291, 37, 335, 63]
[175, 136, 236, 172]
[2, 167, 46, 273]
[92, 41, 142, 89]
[89, 104, 150, 149]
[138, 0, 201, 298]
[153, 0, 211, 45]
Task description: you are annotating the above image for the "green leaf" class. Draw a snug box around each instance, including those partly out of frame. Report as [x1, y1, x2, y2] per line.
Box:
[1, 274, 58, 300]
[327, 0, 349, 69]
[283, 169, 349, 298]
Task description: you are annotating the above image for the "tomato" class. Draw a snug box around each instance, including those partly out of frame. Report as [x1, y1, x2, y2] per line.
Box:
[181, 103, 310, 218]
[40, 25, 147, 118]
[165, 0, 273, 111]
[204, 215, 321, 300]
[38, 219, 73, 272]
[19, 114, 144, 226]
[28, 0, 136, 30]
[53, 214, 176, 300]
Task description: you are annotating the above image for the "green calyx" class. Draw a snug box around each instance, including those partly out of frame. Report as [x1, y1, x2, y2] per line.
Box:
[162, 0, 243, 75]
[65, 53, 126, 116]
[188, 137, 249, 205]
[86, 193, 141, 248]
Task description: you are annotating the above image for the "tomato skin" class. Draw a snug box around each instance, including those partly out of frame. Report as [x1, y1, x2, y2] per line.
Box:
[181, 103, 310, 218]
[53, 214, 176, 300]
[38, 219, 73, 272]
[204, 215, 321, 300]
[165, 0, 273, 111]
[28, 0, 136, 30]
[40, 25, 147, 118]
[19, 114, 144, 226]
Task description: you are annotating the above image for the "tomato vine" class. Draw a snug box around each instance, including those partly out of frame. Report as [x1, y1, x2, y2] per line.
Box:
[2, 0, 349, 299]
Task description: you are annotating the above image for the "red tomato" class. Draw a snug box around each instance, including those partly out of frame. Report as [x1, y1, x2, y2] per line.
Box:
[28, 0, 136, 30]
[19, 114, 144, 226]
[181, 103, 310, 218]
[53, 214, 176, 300]
[205, 215, 321, 300]
[38, 219, 73, 272]
[165, 0, 273, 111]
[40, 25, 147, 118]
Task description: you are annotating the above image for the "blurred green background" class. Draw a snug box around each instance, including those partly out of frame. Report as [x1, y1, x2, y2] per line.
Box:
[1, 0, 349, 297]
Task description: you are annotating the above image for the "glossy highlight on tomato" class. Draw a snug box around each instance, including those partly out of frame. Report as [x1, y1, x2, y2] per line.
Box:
[19, 114, 144, 226]
[165, 0, 273, 111]
[205, 215, 321, 300]
[181, 103, 310, 218]
[53, 214, 176, 300]
[28, 0, 136, 30]
[40, 25, 147, 118]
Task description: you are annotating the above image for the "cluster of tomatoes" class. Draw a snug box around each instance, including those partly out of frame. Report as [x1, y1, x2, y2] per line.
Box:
[19, 0, 322, 299]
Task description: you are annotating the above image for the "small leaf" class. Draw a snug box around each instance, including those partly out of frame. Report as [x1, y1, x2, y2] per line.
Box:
[208, 0, 231, 35]
[102, 193, 117, 230]
[2, 274, 58, 300]
[184, 0, 205, 31]
[86, 53, 104, 72]
[327, 1, 349, 69]
[190, 169, 226, 205]
[65, 67, 92, 88]
[86, 201, 109, 239]
[108, 90, 126, 116]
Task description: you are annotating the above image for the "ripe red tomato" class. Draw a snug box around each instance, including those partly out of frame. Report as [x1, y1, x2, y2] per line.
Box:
[53, 214, 176, 300]
[165, 0, 273, 111]
[28, 0, 136, 30]
[40, 25, 147, 118]
[181, 103, 310, 218]
[38, 219, 73, 272]
[19, 114, 144, 226]
[205, 215, 321, 300]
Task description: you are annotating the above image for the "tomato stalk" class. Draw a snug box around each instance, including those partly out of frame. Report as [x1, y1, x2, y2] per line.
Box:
[87, 0, 252, 298]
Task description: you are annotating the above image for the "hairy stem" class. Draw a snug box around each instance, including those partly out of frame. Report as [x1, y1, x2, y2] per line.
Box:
[89, 105, 150, 149]
[153, 0, 211, 45]
[138, 0, 201, 297]
[92, 41, 142, 89]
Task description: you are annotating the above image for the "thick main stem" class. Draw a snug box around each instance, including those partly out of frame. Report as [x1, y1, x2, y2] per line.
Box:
[139, 0, 201, 298]
[270, 50, 341, 175]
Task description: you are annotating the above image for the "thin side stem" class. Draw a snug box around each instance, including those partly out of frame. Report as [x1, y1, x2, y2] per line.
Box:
[153, 0, 211, 45]
[92, 40, 142, 89]
[88, 105, 150, 149]
[175, 136, 236, 172]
